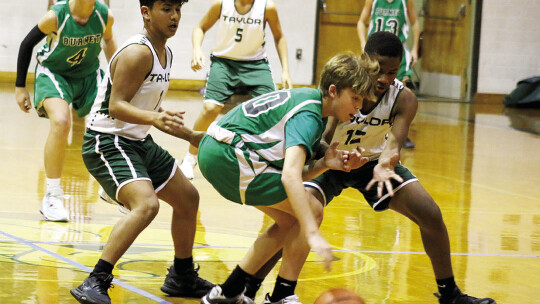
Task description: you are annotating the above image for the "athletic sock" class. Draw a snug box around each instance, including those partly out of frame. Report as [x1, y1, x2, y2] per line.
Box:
[93, 259, 114, 275]
[173, 256, 193, 273]
[436, 276, 457, 298]
[46, 178, 61, 192]
[244, 276, 264, 299]
[270, 276, 297, 302]
[221, 265, 251, 298]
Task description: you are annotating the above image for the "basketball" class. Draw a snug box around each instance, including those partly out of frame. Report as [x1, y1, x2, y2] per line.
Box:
[313, 288, 366, 304]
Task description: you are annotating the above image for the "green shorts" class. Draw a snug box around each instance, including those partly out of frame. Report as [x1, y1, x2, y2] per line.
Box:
[397, 47, 412, 81]
[198, 134, 286, 206]
[82, 129, 177, 202]
[34, 63, 103, 118]
[304, 160, 418, 211]
[204, 56, 275, 104]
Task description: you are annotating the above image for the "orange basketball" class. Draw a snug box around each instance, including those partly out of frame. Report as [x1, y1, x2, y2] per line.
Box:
[313, 288, 366, 304]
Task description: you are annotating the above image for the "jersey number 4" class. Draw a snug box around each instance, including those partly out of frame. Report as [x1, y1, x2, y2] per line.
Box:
[67, 48, 88, 66]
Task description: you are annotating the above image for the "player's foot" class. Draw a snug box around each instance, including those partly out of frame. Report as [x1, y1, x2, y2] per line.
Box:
[180, 154, 197, 180]
[263, 293, 301, 304]
[98, 187, 129, 214]
[40, 188, 69, 222]
[161, 264, 214, 298]
[434, 287, 496, 304]
[70, 272, 114, 304]
[200, 286, 255, 304]
[403, 137, 415, 149]
[244, 279, 261, 300]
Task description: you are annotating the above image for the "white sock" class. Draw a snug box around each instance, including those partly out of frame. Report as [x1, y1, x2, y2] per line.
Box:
[46, 178, 61, 192]
[184, 152, 197, 164]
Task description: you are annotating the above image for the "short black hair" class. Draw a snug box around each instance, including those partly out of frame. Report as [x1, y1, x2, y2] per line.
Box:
[364, 31, 403, 60]
[139, 0, 189, 8]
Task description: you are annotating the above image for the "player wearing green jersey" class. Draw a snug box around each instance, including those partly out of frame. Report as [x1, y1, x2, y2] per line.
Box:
[15, 0, 117, 222]
[199, 53, 378, 304]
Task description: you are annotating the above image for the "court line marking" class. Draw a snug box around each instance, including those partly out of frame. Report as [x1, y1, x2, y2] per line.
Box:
[1, 239, 538, 258]
[0, 230, 175, 304]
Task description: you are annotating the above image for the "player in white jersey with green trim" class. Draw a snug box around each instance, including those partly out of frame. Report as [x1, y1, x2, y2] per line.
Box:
[180, 0, 293, 180]
[199, 53, 378, 304]
[305, 32, 496, 304]
[15, 0, 117, 222]
[71, 1, 213, 304]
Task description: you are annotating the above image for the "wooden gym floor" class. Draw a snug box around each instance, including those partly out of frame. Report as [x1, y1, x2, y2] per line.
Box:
[0, 82, 539, 303]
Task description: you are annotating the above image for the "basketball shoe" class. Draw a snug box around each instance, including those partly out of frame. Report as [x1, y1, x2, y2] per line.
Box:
[262, 293, 301, 304]
[70, 272, 114, 304]
[98, 187, 129, 214]
[180, 154, 197, 180]
[41, 188, 69, 222]
[434, 287, 496, 304]
[161, 264, 214, 298]
[200, 286, 255, 304]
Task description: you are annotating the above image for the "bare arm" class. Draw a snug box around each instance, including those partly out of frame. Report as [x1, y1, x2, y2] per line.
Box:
[282, 145, 332, 270]
[367, 88, 417, 196]
[266, 0, 292, 89]
[357, 0, 373, 50]
[406, 0, 420, 67]
[108, 45, 184, 135]
[191, 0, 221, 71]
[102, 9, 117, 62]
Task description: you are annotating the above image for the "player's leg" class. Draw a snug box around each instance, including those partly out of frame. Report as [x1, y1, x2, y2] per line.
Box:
[389, 182, 495, 304]
[157, 165, 214, 297]
[180, 59, 233, 179]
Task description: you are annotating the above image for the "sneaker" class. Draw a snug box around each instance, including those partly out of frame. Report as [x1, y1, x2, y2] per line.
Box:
[40, 188, 69, 222]
[180, 155, 197, 180]
[262, 293, 301, 304]
[98, 188, 129, 214]
[70, 272, 114, 304]
[201, 286, 255, 304]
[403, 137, 415, 149]
[434, 287, 496, 304]
[161, 264, 214, 298]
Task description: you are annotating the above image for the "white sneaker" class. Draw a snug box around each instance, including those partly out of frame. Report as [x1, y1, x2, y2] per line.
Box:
[99, 187, 129, 214]
[263, 293, 301, 304]
[180, 154, 197, 180]
[41, 188, 69, 222]
[201, 286, 255, 304]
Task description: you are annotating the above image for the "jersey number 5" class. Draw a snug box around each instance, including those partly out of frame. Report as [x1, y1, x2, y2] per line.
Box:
[67, 48, 88, 66]
[235, 28, 244, 42]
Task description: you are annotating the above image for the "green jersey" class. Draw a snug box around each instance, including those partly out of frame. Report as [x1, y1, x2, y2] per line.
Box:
[36, 1, 109, 78]
[210, 88, 326, 168]
[367, 0, 409, 43]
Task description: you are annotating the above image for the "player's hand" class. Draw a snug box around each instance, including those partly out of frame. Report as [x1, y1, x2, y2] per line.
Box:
[346, 146, 369, 170]
[191, 49, 205, 71]
[307, 232, 333, 271]
[322, 142, 368, 172]
[15, 87, 32, 113]
[366, 153, 403, 197]
[281, 71, 293, 89]
[153, 110, 185, 134]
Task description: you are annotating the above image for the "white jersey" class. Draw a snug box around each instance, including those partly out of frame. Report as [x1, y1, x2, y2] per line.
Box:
[86, 34, 172, 140]
[211, 0, 267, 60]
[333, 79, 405, 161]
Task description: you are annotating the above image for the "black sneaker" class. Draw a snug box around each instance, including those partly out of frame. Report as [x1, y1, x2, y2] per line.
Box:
[403, 137, 415, 149]
[161, 264, 214, 298]
[70, 272, 114, 304]
[434, 287, 496, 304]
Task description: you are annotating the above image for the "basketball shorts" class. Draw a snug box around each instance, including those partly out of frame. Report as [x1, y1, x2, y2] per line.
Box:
[198, 134, 286, 206]
[304, 160, 418, 211]
[34, 63, 104, 118]
[82, 129, 177, 202]
[204, 56, 275, 104]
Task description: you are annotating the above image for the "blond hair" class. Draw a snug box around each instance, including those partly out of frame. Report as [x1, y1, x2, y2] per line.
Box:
[319, 52, 379, 102]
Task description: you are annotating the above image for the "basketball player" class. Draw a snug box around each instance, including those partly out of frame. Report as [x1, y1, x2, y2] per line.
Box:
[180, 0, 293, 179]
[357, 0, 420, 149]
[15, 0, 117, 222]
[304, 32, 496, 304]
[198, 53, 378, 304]
[69, 1, 213, 303]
